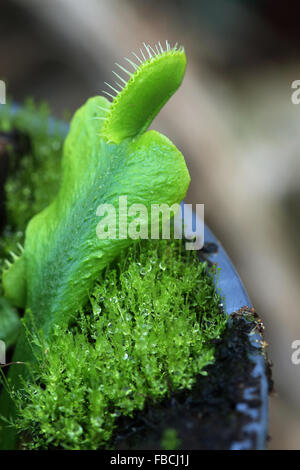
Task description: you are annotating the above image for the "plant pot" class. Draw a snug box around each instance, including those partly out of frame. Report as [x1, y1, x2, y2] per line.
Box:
[0, 107, 271, 450]
[195, 222, 270, 450]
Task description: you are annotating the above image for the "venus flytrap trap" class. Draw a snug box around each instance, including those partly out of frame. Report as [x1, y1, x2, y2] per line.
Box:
[101, 41, 186, 143]
[0, 42, 190, 449]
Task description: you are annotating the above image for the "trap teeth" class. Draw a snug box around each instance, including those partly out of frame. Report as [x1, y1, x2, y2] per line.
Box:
[9, 251, 18, 261]
[17, 243, 24, 253]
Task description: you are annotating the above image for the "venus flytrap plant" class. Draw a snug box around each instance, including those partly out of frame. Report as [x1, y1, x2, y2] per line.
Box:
[0, 42, 190, 449]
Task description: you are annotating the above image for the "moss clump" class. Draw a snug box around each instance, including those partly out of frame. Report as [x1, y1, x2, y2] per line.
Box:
[0, 100, 64, 269]
[11, 239, 225, 450]
[160, 428, 181, 450]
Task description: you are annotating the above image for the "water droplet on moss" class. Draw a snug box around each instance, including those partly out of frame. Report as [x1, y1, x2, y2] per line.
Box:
[93, 306, 101, 315]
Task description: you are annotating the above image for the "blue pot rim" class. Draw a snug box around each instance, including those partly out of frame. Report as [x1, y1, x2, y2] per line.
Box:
[200, 221, 269, 450]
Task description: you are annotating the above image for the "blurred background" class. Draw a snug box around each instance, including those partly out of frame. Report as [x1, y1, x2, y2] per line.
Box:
[0, 0, 299, 449]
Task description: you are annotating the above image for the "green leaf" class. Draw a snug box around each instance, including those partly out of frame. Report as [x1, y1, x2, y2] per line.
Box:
[0, 298, 20, 349]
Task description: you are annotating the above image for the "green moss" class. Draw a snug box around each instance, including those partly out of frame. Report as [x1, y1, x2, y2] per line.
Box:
[160, 428, 181, 450]
[11, 239, 225, 450]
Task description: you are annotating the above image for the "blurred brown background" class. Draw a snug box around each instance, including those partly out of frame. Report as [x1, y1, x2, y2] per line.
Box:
[1, 0, 300, 449]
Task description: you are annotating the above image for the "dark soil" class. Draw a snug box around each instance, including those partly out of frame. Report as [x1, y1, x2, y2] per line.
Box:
[112, 309, 271, 450]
